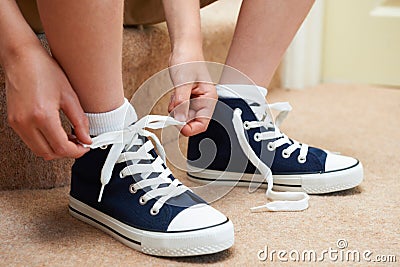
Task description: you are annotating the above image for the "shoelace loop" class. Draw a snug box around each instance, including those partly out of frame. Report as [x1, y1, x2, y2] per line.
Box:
[83, 115, 188, 214]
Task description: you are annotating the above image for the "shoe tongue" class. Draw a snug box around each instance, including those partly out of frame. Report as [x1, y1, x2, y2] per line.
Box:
[124, 102, 138, 128]
[216, 84, 268, 120]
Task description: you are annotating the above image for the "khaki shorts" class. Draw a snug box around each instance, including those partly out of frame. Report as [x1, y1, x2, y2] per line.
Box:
[16, 0, 218, 33]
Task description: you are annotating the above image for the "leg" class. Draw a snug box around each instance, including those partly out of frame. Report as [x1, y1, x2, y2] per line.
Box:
[34, 1, 234, 256]
[36, 0, 125, 112]
[188, 0, 362, 209]
[221, 0, 315, 87]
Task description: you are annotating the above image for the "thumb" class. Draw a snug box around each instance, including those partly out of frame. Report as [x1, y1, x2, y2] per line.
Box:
[61, 89, 92, 145]
[171, 84, 192, 122]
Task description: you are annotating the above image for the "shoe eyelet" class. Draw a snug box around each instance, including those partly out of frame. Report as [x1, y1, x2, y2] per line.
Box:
[119, 172, 125, 178]
[100, 145, 108, 150]
[234, 108, 243, 116]
[243, 121, 251, 130]
[267, 142, 275, 151]
[282, 150, 291, 158]
[298, 156, 307, 164]
[139, 196, 147, 205]
[150, 208, 159, 216]
[254, 133, 261, 142]
[129, 184, 137, 194]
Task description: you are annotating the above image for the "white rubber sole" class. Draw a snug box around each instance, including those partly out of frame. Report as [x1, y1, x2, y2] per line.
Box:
[187, 162, 363, 194]
[69, 197, 234, 257]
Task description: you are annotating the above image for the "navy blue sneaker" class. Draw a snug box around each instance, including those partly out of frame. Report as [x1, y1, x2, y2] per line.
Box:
[69, 115, 234, 256]
[187, 85, 363, 203]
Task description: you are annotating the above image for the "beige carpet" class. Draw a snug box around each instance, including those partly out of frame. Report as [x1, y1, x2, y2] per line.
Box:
[1, 84, 399, 266]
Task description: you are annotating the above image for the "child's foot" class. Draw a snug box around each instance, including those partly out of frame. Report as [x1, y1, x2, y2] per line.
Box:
[69, 114, 234, 257]
[187, 85, 363, 210]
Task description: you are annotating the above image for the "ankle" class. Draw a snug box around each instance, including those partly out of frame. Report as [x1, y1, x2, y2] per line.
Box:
[85, 98, 137, 136]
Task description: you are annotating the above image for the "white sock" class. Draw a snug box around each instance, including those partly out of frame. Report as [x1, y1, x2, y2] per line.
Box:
[85, 98, 138, 136]
[216, 84, 268, 103]
[216, 84, 268, 120]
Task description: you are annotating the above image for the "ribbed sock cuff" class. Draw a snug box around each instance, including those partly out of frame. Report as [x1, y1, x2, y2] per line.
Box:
[216, 84, 268, 99]
[85, 98, 138, 136]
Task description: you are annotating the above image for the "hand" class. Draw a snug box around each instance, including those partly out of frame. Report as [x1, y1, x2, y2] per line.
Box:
[168, 46, 217, 136]
[4, 44, 91, 160]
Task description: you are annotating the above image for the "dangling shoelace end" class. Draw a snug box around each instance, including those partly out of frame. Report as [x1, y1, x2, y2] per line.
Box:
[98, 184, 106, 202]
[233, 105, 311, 213]
[250, 192, 310, 212]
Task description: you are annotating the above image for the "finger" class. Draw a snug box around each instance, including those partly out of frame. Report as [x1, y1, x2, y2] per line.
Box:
[186, 93, 216, 128]
[39, 115, 89, 158]
[180, 117, 210, 137]
[191, 82, 217, 96]
[189, 116, 211, 136]
[68, 133, 79, 142]
[168, 93, 175, 113]
[171, 84, 192, 122]
[14, 127, 59, 160]
[61, 89, 92, 145]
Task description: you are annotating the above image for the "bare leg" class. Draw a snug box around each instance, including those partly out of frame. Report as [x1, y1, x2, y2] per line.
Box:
[36, 0, 125, 113]
[221, 0, 315, 87]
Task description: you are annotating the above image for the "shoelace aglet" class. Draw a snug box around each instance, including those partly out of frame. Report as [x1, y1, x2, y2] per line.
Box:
[81, 143, 91, 149]
[98, 185, 105, 202]
[251, 200, 309, 212]
[250, 204, 270, 212]
[69, 134, 92, 148]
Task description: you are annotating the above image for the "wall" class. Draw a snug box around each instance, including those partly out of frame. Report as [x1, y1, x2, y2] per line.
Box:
[322, 0, 400, 87]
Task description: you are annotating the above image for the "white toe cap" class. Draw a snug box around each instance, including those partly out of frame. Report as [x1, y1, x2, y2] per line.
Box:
[325, 152, 359, 172]
[167, 204, 228, 232]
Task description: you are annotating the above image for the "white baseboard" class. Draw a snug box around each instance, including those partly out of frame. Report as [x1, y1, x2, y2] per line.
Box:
[282, 0, 325, 90]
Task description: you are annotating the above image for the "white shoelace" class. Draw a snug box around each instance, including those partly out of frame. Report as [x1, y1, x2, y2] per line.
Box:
[83, 115, 188, 215]
[232, 102, 310, 212]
